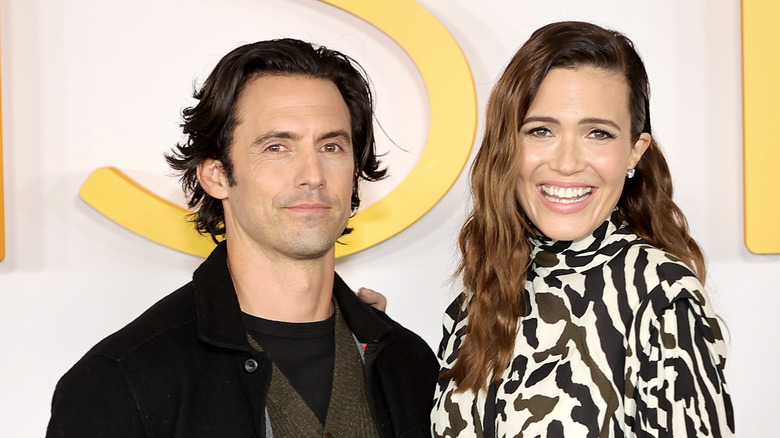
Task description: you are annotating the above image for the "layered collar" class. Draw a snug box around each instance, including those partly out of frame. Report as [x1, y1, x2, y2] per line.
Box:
[191, 241, 392, 351]
[530, 210, 642, 273]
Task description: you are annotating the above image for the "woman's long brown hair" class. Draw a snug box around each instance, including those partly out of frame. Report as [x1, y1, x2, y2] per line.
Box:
[447, 21, 706, 393]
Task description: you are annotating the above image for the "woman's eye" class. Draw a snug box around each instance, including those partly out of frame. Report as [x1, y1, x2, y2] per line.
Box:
[589, 129, 615, 140]
[526, 127, 551, 137]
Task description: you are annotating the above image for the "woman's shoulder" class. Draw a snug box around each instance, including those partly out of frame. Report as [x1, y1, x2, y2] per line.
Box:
[443, 293, 468, 322]
[617, 242, 732, 435]
[617, 243, 723, 336]
[624, 240, 696, 273]
[437, 293, 469, 366]
[600, 239, 715, 322]
[617, 239, 701, 287]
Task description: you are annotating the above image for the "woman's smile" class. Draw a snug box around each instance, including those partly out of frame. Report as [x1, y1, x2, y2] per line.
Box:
[537, 183, 596, 214]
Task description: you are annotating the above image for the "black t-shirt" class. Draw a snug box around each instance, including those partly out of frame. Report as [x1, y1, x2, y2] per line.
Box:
[242, 312, 336, 425]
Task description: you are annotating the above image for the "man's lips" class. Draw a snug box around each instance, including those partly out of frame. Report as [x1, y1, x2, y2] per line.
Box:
[284, 202, 332, 212]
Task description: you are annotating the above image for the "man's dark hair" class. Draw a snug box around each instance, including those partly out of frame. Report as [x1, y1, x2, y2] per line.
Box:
[166, 38, 386, 241]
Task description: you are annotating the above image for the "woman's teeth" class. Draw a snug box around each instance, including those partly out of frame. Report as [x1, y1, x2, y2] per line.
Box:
[541, 185, 592, 204]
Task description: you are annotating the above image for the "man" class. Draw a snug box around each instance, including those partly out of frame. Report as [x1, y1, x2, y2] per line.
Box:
[47, 39, 438, 437]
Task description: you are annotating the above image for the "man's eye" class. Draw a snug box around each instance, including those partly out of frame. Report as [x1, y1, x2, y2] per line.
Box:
[322, 144, 342, 153]
[266, 144, 284, 152]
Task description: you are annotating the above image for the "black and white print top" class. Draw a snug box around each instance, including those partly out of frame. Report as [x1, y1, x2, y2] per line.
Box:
[432, 212, 734, 437]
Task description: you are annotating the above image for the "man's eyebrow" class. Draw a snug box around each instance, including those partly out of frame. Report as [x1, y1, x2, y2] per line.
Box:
[251, 130, 352, 145]
[252, 131, 300, 145]
[318, 130, 351, 143]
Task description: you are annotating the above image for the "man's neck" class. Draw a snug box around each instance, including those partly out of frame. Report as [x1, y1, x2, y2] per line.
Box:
[225, 239, 336, 323]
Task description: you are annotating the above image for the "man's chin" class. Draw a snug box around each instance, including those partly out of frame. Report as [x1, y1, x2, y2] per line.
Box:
[281, 235, 338, 261]
[276, 222, 347, 260]
[285, 246, 335, 261]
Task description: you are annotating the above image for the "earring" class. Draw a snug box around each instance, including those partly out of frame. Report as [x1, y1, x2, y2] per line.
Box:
[627, 168, 636, 179]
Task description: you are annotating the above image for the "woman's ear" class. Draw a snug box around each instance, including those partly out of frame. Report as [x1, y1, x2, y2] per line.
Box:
[629, 132, 652, 170]
[197, 159, 229, 200]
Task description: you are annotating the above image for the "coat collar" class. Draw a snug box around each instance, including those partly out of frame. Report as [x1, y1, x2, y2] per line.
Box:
[192, 241, 392, 350]
[332, 274, 392, 344]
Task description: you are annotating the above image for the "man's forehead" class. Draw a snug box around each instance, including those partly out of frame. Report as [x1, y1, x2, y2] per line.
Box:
[237, 75, 347, 115]
[240, 74, 342, 103]
[231, 75, 353, 143]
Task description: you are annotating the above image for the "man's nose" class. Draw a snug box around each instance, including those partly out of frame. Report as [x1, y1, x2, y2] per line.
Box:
[294, 148, 326, 189]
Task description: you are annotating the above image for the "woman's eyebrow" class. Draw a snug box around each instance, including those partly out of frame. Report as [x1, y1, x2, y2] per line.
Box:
[521, 116, 559, 125]
[579, 117, 621, 130]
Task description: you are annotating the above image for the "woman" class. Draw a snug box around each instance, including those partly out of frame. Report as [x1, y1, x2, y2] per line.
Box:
[430, 22, 734, 437]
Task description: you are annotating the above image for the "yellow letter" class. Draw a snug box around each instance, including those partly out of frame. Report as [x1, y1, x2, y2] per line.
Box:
[743, 0, 780, 254]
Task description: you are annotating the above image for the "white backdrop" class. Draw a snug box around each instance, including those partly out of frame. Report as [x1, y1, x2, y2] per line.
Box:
[1, 0, 775, 436]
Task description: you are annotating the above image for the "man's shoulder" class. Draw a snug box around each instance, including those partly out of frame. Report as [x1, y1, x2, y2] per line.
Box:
[333, 276, 433, 355]
[370, 307, 433, 353]
[82, 283, 199, 363]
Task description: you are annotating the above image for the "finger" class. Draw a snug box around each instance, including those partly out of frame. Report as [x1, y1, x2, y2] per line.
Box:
[357, 287, 388, 312]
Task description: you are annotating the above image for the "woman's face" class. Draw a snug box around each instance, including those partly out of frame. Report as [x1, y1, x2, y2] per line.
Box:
[515, 66, 651, 241]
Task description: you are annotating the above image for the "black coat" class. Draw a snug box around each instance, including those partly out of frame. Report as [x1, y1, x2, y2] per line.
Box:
[47, 243, 439, 437]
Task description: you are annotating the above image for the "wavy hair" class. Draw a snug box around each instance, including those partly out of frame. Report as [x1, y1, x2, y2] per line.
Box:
[166, 39, 386, 241]
[448, 21, 706, 393]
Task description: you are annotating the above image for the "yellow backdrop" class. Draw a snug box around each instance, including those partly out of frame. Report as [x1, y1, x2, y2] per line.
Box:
[743, 0, 780, 254]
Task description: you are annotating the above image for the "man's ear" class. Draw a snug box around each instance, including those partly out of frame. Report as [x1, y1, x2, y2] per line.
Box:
[197, 158, 229, 200]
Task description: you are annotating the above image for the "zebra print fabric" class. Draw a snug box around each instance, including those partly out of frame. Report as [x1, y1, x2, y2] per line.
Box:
[432, 212, 734, 437]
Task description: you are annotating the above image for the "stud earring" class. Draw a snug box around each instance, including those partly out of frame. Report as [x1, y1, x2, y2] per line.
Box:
[627, 168, 636, 179]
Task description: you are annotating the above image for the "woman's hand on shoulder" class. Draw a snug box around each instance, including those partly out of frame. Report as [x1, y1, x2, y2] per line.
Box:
[356, 287, 387, 312]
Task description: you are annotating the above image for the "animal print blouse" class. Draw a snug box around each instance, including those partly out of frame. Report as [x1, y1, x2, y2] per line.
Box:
[431, 212, 734, 437]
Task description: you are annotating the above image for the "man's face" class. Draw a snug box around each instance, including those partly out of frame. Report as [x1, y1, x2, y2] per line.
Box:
[206, 75, 355, 261]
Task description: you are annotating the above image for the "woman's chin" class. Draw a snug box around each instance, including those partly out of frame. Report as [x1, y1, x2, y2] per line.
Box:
[534, 213, 606, 242]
